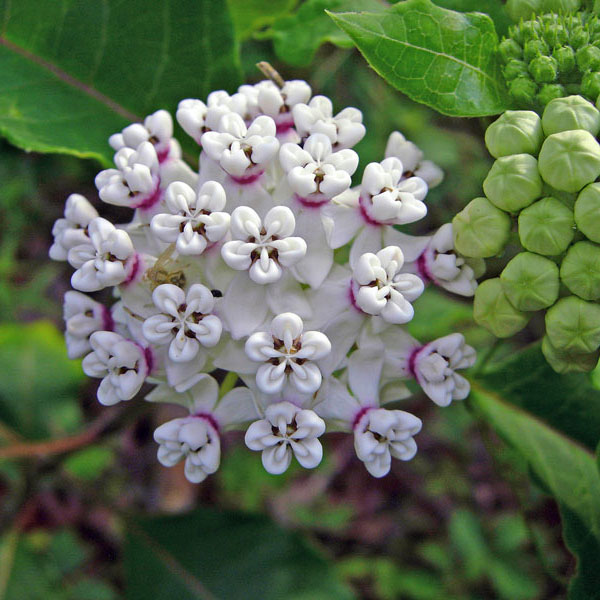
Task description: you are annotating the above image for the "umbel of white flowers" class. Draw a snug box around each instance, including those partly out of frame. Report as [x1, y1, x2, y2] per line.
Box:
[50, 63, 476, 482]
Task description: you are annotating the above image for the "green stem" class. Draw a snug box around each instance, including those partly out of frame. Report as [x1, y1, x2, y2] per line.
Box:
[473, 338, 503, 377]
[219, 372, 238, 398]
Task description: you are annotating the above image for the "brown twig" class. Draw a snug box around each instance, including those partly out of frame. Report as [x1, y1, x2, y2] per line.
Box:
[256, 61, 285, 88]
[0, 408, 122, 460]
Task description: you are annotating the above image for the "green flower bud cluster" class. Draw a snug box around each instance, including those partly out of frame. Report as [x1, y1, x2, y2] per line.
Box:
[499, 12, 600, 110]
[454, 96, 600, 372]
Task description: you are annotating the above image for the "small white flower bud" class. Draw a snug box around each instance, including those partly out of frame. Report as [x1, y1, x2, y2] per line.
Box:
[82, 331, 149, 405]
[245, 401, 325, 474]
[354, 408, 421, 477]
[410, 333, 475, 406]
[352, 247, 424, 323]
[49, 194, 98, 261]
[151, 180, 230, 255]
[154, 416, 220, 483]
[245, 313, 331, 394]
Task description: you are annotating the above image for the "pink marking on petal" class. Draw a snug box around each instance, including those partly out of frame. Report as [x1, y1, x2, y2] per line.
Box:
[408, 343, 430, 379]
[132, 182, 163, 210]
[274, 113, 295, 135]
[352, 406, 374, 430]
[156, 147, 170, 163]
[358, 194, 383, 226]
[229, 170, 264, 185]
[122, 253, 141, 286]
[193, 412, 220, 433]
[416, 247, 434, 284]
[294, 193, 330, 210]
[143, 346, 155, 376]
[348, 280, 363, 314]
[101, 305, 114, 332]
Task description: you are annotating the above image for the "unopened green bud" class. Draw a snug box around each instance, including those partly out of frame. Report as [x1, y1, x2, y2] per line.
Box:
[541, 0, 580, 12]
[574, 183, 600, 243]
[500, 252, 559, 311]
[499, 39, 523, 63]
[538, 130, 600, 193]
[542, 95, 600, 135]
[529, 56, 558, 84]
[543, 23, 568, 47]
[452, 197, 512, 258]
[553, 46, 576, 74]
[570, 26, 590, 50]
[483, 154, 543, 212]
[518, 197, 575, 254]
[537, 84, 565, 107]
[474, 278, 531, 337]
[504, 59, 530, 81]
[565, 83, 582, 96]
[542, 335, 600, 373]
[545, 295, 600, 352]
[581, 72, 600, 103]
[519, 20, 542, 43]
[524, 39, 550, 62]
[485, 110, 543, 158]
[560, 241, 600, 300]
[569, 25, 590, 50]
[509, 78, 538, 106]
[576, 45, 600, 72]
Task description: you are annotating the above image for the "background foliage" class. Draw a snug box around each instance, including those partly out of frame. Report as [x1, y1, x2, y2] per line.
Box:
[0, 0, 599, 598]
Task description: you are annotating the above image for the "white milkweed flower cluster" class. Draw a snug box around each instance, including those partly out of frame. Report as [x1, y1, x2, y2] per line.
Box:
[50, 67, 477, 482]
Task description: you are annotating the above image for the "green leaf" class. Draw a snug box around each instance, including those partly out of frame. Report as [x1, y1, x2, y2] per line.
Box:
[0, 0, 242, 166]
[227, 0, 299, 41]
[477, 344, 600, 451]
[434, 0, 512, 36]
[328, 0, 510, 116]
[469, 385, 600, 539]
[448, 509, 488, 580]
[487, 558, 540, 600]
[62, 445, 115, 480]
[560, 504, 600, 600]
[267, 0, 387, 67]
[123, 507, 354, 600]
[0, 321, 85, 441]
[0, 528, 117, 600]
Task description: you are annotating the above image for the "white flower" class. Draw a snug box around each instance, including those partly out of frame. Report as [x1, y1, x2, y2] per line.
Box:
[95, 142, 160, 209]
[411, 224, 481, 297]
[352, 247, 424, 324]
[63, 291, 113, 359]
[245, 401, 325, 474]
[176, 92, 250, 144]
[176, 98, 208, 144]
[49, 194, 98, 261]
[245, 312, 331, 394]
[221, 206, 306, 284]
[292, 95, 365, 149]
[280, 133, 358, 200]
[82, 331, 149, 405]
[410, 333, 475, 407]
[201, 113, 279, 178]
[150, 374, 258, 482]
[360, 158, 428, 225]
[142, 283, 222, 363]
[240, 79, 311, 134]
[385, 131, 444, 188]
[150, 181, 230, 255]
[154, 416, 220, 483]
[354, 409, 422, 477]
[109, 110, 175, 161]
[68, 217, 135, 292]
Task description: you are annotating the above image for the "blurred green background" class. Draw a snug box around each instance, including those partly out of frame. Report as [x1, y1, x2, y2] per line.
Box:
[0, 1, 592, 598]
